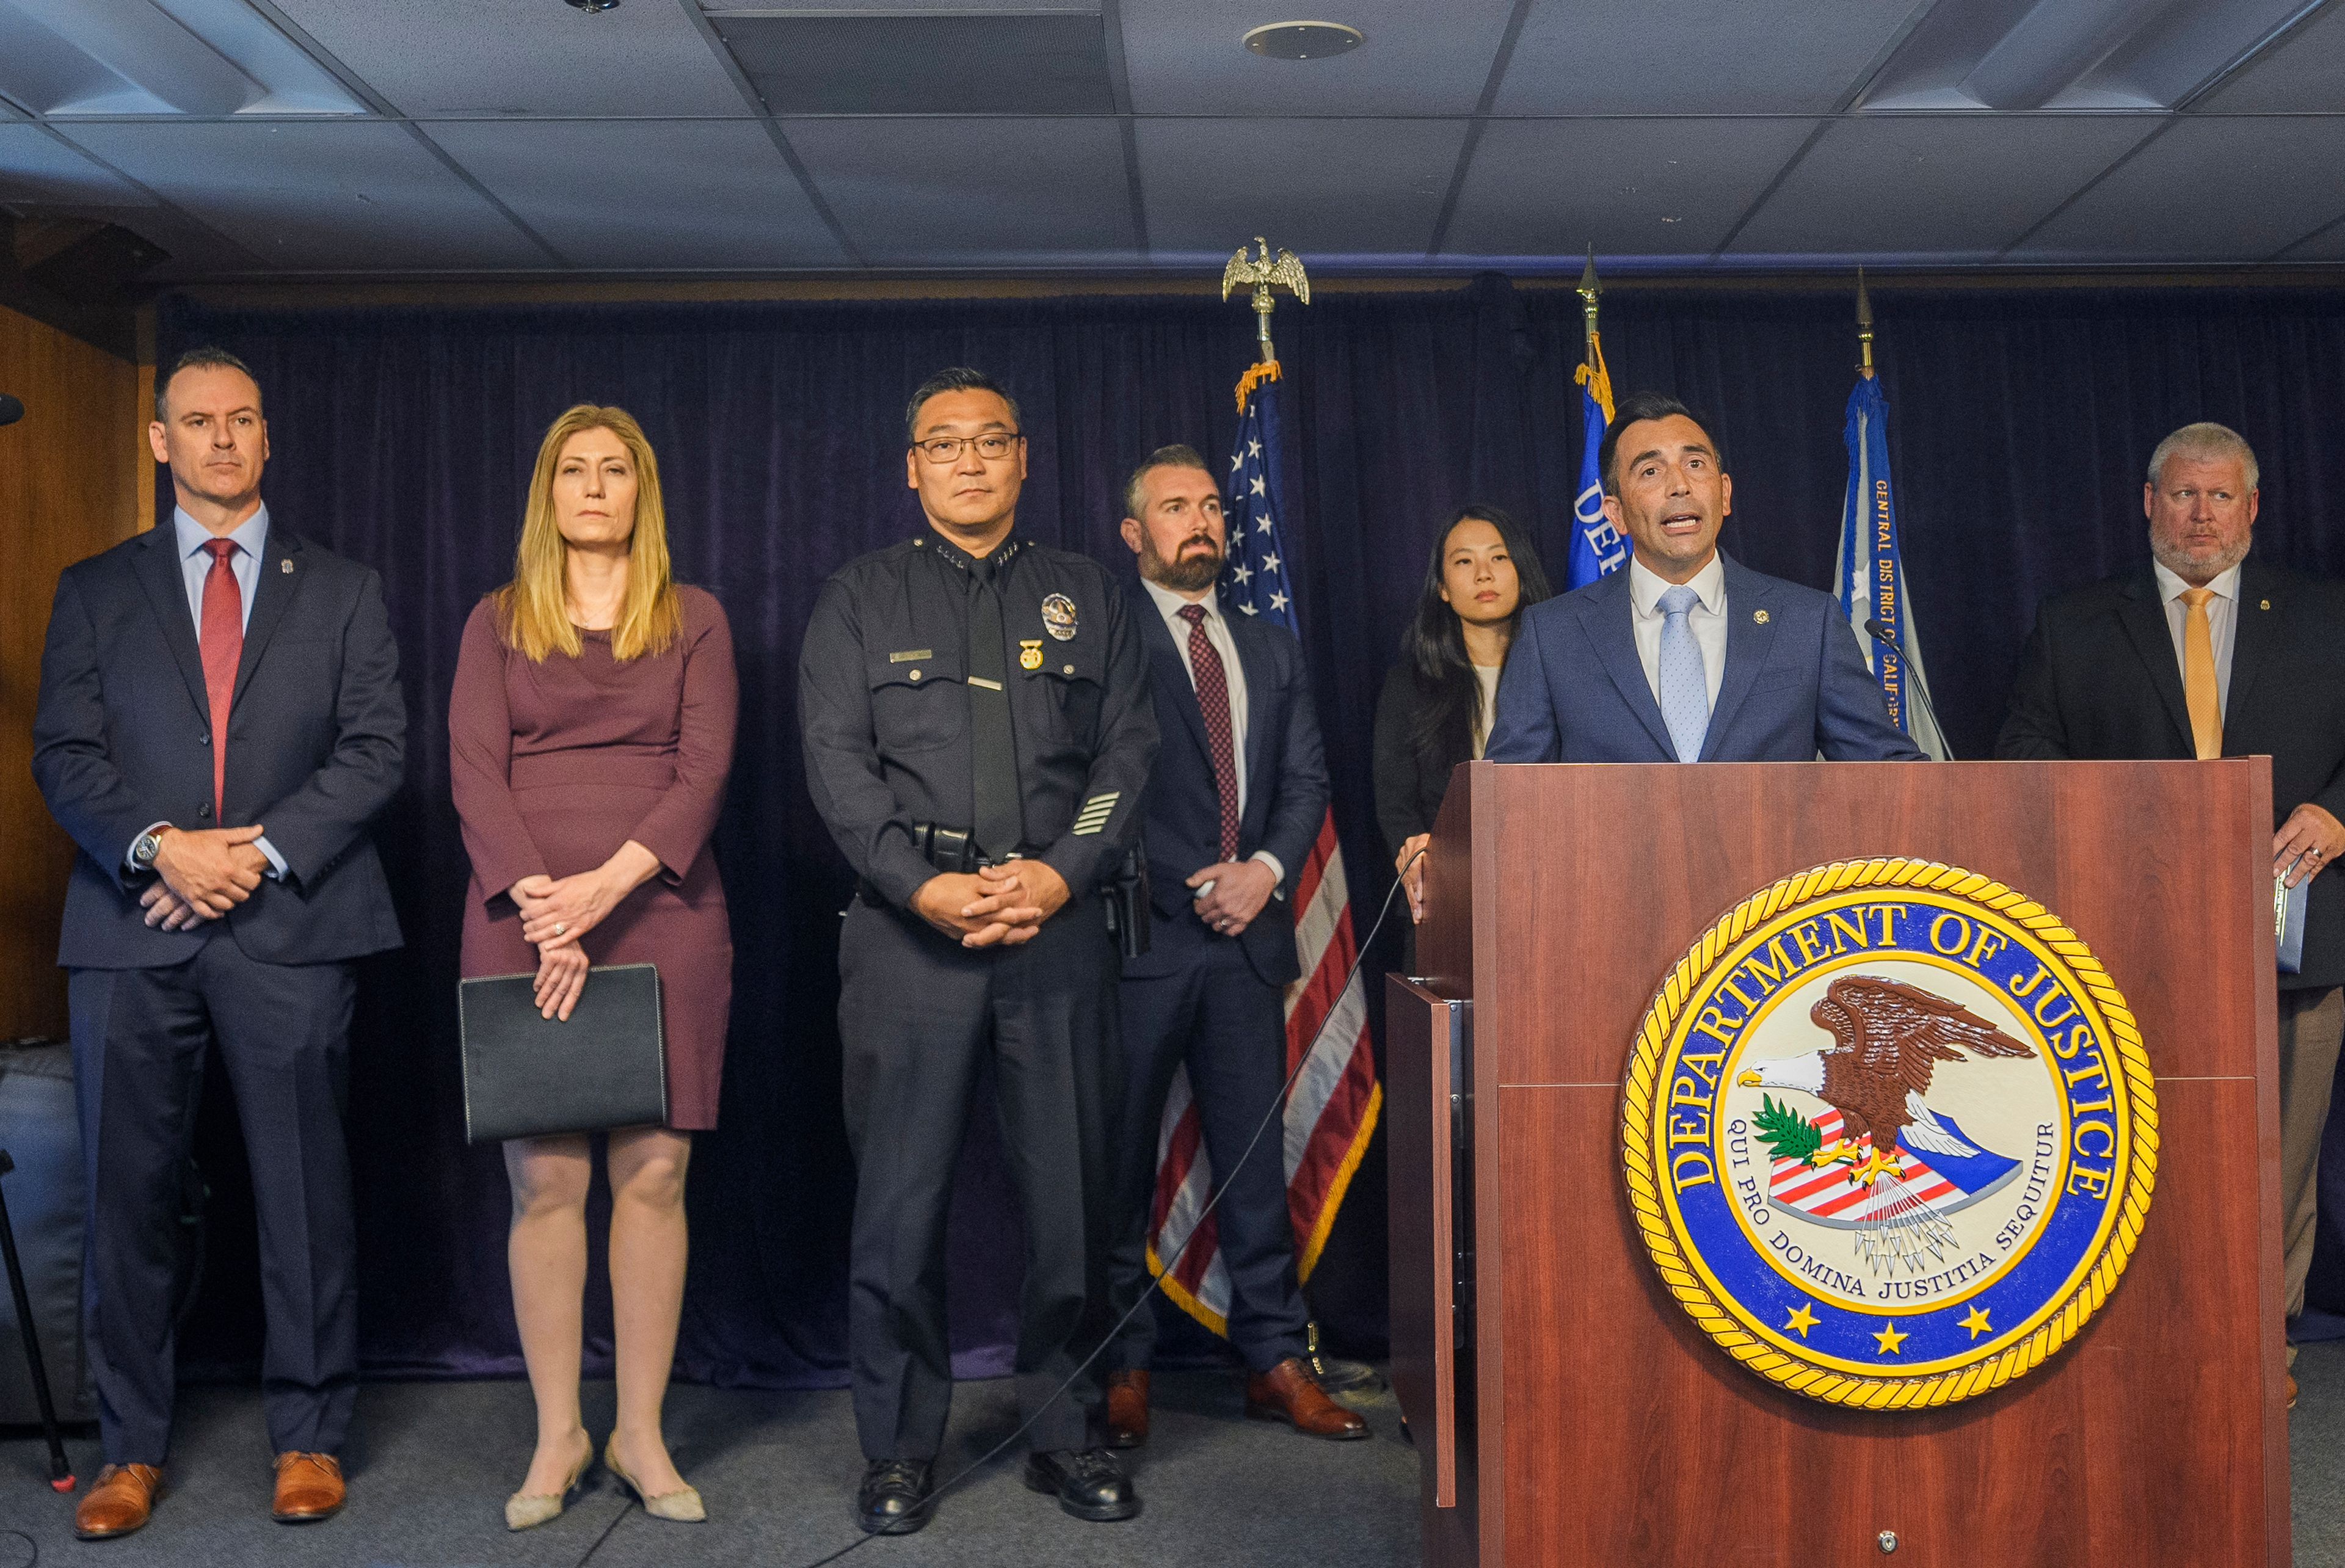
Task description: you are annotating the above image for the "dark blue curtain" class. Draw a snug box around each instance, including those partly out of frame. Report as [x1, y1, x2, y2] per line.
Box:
[154, 281, 2345, 1387]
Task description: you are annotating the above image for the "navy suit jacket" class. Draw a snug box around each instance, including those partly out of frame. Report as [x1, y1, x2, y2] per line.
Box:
[1488, 553, 1924, 764]
[1124, 586, 1328, 985]
[32, 520, 406, 969]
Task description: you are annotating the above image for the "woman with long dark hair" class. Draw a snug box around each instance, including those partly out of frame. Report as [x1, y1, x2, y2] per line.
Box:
[1373, 504, 1554, 887]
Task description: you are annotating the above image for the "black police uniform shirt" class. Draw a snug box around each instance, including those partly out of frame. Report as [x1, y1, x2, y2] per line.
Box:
[799, 531, 1160, 910]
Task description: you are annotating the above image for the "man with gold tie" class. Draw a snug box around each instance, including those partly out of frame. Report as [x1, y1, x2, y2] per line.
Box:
[1996, 421, 2345, 1407]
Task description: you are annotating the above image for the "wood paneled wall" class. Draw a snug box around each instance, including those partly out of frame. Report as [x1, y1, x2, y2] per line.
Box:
[1, 307, 146, 1039]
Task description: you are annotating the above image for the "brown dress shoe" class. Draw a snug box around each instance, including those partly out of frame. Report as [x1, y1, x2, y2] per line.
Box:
[1245, 1357, 1369, 1440]
[1105, 1369, 1151, 1449]
[75, 1464, 162, 1539]
[273, 1452, 346, 1523]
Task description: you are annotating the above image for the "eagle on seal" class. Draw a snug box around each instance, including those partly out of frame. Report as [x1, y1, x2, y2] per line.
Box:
[1737, 974, 2037, 1174]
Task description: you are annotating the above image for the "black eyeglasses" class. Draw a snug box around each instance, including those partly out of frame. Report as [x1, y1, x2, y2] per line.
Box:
[912, 432, 1023, 465]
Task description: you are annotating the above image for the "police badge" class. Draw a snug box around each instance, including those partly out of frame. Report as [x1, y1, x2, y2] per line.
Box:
[1040, 593, 1078, 641]
[1621, 859, 2156, 1409]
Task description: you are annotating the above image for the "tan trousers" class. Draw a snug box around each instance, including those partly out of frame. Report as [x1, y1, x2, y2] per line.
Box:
[2281, 985, 2345, 1352]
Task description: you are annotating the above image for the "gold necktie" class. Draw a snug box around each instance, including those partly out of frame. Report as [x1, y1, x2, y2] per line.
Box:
[2180, 586, 2222, 760]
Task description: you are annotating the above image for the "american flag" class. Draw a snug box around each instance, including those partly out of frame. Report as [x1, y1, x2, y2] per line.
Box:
[1144, 360, 1384, 1334]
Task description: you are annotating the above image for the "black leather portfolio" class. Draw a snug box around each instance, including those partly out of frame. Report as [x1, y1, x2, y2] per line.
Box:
[457, 964, 667, 1144]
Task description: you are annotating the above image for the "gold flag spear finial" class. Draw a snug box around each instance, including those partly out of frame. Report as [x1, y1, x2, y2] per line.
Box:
[1222, 236, 1311, 366]
[1576, 244, 1601, 361]
[1856, 266, 1876, 380]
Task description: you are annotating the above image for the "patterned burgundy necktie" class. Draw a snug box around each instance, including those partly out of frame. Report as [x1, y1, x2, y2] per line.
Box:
[198, 538, 242, 818]
[1177, 603, 1240, 862]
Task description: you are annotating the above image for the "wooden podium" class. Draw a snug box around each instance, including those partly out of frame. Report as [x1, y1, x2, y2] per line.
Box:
[1387, 760, 2288, 1568]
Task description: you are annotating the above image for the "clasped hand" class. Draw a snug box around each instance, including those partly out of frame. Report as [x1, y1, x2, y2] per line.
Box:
[1188, 858, 1276, 937]
[913, 860, 1070, 948]
[140, 826, 271, 931]
[514, 841, 661, 1020]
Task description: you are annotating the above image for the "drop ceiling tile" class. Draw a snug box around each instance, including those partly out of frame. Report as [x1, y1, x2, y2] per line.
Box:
[1728, 114, 2158, 260]
[2193, 1, 2345, 113]
[426, 120, 844, 269]
[1119, 0, 1518, 116]
[1137, 118, 1468, 260]
[1443, 117, 1818, 259]
[267, 0, 747, 117]
[785, 117, 1132, 265]
[0, 123, 152, 204]
[1497, 0, 1926, 115]
[2016, 115, 2345, 262]
[56, 120, 548, 271]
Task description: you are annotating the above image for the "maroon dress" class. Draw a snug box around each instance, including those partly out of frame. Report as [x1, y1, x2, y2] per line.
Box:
[449, 586, 737, 1131]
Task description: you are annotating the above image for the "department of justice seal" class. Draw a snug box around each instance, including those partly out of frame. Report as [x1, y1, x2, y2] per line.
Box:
[1620, 859, 2156, 1410]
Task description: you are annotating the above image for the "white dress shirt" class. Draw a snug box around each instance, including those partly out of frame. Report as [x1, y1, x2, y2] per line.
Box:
[1140, 576, 1282, 885]
[2151, 559, 2241, 715]
[129, 504, 286, 879]
[1628, 552, 1729, 711]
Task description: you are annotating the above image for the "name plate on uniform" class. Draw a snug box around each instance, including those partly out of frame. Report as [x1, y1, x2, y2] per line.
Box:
[1620, 859, 2155, 1409]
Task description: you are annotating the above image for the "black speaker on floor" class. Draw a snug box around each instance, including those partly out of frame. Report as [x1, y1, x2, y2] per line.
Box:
[0, 1040, 93, 1425]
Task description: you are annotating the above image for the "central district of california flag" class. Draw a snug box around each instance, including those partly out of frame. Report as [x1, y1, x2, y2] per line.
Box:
[1621, 860, 2156, 1409]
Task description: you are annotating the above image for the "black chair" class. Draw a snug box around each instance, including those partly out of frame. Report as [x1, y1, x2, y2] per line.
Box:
[0, 1147, 75, 1490]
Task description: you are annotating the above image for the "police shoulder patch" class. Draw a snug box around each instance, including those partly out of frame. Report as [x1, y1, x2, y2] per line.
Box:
[1621, 858, 2156, 1409]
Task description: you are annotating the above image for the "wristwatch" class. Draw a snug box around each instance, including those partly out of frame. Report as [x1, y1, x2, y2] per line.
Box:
[131, 829, 167, 869]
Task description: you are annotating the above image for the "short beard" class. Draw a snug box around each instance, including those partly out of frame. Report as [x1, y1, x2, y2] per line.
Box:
[2150, 531, 2250, 585]
[1142, 535, 1223, 593]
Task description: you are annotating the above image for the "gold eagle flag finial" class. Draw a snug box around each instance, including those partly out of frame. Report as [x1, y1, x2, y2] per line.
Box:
[1222, 236, 1310, 368]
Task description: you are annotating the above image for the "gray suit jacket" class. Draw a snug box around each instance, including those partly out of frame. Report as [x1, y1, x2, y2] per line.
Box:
[1488, 552, 1924, 764]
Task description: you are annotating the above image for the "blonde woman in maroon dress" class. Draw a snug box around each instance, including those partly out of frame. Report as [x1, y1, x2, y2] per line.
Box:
[449, 405, 736, 1529]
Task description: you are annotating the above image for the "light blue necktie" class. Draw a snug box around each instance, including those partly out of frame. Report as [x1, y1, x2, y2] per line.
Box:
[1657, 584, 1711, 763]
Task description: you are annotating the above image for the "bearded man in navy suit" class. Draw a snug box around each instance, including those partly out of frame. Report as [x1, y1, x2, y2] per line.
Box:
[1401, 391, 1919, 921]
[32, 348, 404, 1537]
[1102, 446, 1367, 1447]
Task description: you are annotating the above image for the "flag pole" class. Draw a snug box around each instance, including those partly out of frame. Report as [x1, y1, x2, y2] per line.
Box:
[1856, 266, 1875, 380]
[1577, 244, 1601, 365]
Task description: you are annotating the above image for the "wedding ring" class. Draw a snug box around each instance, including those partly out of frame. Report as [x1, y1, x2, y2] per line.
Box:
[554, 923, 568, 935]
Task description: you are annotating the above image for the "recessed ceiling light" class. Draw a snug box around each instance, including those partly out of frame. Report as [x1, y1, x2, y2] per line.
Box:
[1243, 21, 1364, 60]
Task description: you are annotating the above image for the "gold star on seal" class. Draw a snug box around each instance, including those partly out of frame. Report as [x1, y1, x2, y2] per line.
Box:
[1960, 1305, 1992, 1341]
[1784, 1301, 1818, 1339]
[1873, 1321, 1908, 1356]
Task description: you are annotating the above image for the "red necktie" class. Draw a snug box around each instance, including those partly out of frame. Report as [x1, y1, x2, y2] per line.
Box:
[1177, 604, 1240, 862]
[199, 538, 242, 818]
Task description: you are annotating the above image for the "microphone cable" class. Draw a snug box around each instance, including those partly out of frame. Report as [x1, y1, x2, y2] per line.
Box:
[785, 847, 1425, 1568]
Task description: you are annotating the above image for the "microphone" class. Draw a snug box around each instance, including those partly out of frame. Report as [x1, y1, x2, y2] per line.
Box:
[1863, 617, 1954, 760]
[0, 394, 22, 427]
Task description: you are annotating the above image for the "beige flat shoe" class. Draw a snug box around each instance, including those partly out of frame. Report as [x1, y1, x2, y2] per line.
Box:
[504, 1436, 592, 1531]
[604, 1437, 705, 1523]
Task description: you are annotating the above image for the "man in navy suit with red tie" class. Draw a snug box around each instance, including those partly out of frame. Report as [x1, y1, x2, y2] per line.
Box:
[1104, 446, 1366, 1446]
[32, 348, 405, 1537]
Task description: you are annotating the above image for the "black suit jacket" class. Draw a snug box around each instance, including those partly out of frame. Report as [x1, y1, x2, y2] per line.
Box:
[1124, 586, 1328, 985]
[1995, 559, 2345, 990]
[1371, 658, 1472, 862]
[32, 520, 407, 969]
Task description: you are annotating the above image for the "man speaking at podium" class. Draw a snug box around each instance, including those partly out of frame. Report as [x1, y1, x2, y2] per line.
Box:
[1995, 420, 2345, 1407]
[1404, 393, 1919, 917]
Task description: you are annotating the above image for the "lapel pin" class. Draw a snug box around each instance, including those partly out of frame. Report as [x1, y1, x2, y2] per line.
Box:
[280, 559, 294, 573]
[1753, 609, 1770, 625]
[2261, 599, 2271, 610]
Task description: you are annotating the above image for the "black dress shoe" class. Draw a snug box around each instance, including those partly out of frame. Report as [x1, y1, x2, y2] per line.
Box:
[856, 1459, 935, 1535]
[1022, 1448, 1140, 1522]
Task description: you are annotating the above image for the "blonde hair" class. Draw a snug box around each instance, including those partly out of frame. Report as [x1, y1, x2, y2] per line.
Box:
[497, 404, 682, 664]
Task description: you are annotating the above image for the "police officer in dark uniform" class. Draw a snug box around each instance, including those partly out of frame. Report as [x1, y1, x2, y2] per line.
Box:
[800, 368, 1159, 1534]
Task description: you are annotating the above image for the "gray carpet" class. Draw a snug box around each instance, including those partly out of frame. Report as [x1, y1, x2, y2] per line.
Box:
[6, 1348, 2343, 1566]
[0, 1370, 1417, 1568]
